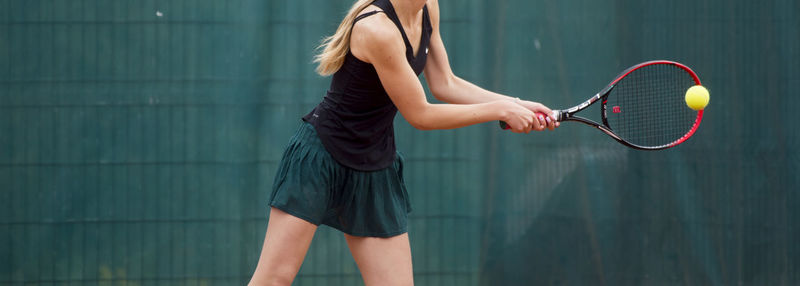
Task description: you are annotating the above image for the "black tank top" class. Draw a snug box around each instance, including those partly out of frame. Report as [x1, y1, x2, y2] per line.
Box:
[302, 0, 432, 171]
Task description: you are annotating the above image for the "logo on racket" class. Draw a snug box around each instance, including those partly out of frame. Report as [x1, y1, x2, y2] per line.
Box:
[612, 106, 621, 113]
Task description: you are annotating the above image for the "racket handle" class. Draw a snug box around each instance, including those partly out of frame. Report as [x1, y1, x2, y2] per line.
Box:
[499, 111, 560, 130]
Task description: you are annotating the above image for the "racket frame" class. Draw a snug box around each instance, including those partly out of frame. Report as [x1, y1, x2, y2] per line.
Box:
[554, 60, 704, 150]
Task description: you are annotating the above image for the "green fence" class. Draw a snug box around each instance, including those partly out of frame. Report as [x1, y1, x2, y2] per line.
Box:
[1, 0, 797, 285]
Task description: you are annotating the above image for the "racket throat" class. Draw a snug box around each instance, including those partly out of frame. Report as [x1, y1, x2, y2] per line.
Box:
[596, 125, 620, 141]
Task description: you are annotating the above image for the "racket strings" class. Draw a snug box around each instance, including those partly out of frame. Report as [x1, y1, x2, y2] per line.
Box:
[605, 64, 698, 148]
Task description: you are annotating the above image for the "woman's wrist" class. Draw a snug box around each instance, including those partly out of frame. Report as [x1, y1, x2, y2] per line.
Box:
[491, 99, 513, 122]
[504, 96, 522, 104]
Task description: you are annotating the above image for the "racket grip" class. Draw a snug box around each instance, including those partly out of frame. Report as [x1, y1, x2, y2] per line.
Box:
[499, 121, 511, 130]
[499, 111, 559, 130]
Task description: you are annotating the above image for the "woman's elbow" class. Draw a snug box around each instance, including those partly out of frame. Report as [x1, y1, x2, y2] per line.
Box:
[431, 92, 450, 103]
[429, 84, 446, 102]
[404, 109, 436, 130]
[427, 76, 455, 102]
[407, 117, 435, 130]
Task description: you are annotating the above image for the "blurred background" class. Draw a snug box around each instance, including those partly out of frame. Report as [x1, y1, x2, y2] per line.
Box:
[1, 0, 798, 285]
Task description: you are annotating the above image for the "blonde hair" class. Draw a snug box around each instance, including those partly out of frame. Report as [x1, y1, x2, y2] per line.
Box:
[314, 0, 375, 76]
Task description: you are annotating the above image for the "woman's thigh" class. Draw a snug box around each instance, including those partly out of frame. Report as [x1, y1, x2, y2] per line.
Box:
[249, 207, 318, 286]
[345, 232, 414, 286]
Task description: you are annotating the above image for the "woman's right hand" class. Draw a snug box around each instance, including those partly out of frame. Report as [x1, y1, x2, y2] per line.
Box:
[496, 99, 539, 133]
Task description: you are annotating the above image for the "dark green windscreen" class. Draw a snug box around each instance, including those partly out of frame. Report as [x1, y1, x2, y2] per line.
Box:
[1, 0, 797, 285]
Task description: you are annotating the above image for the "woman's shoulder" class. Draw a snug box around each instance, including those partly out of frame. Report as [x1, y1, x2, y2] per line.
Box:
[427, 0, 439, 12]
[352, 8, 398, 42]
[426, 0, 440, 27]
[350, 9, 406, 64]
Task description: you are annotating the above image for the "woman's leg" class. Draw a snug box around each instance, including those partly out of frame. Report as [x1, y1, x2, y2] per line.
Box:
[249, 207, 318, 286]
[345, 233, 414, 286]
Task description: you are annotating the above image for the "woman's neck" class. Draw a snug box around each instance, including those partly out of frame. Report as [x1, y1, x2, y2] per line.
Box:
[389, 0, 426, 24]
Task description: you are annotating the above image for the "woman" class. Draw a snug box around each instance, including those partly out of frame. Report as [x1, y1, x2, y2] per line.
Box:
[249, 0, 558, 285]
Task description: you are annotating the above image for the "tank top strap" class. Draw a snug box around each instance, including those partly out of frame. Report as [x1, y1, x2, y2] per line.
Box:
[353, 10, 383, 23]
[371, 0, 414, 53]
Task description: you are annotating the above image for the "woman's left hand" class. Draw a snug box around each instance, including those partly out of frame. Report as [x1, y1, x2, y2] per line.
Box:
[517, 100, 560, 131]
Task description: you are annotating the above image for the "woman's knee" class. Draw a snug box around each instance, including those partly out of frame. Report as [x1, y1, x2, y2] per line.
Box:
[248, 269, 296, 286]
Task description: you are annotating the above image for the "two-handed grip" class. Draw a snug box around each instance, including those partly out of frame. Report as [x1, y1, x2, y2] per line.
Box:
[499, 111, 559, 130]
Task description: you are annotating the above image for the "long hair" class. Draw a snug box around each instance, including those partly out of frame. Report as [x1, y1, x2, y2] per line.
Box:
[314, 0, 374, 76]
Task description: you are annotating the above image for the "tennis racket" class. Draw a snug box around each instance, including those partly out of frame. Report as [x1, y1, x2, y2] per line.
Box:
[500, 60, 705, 150]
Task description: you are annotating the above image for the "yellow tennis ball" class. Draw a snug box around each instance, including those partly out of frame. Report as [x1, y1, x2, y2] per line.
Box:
[685, 85, 710, 111]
